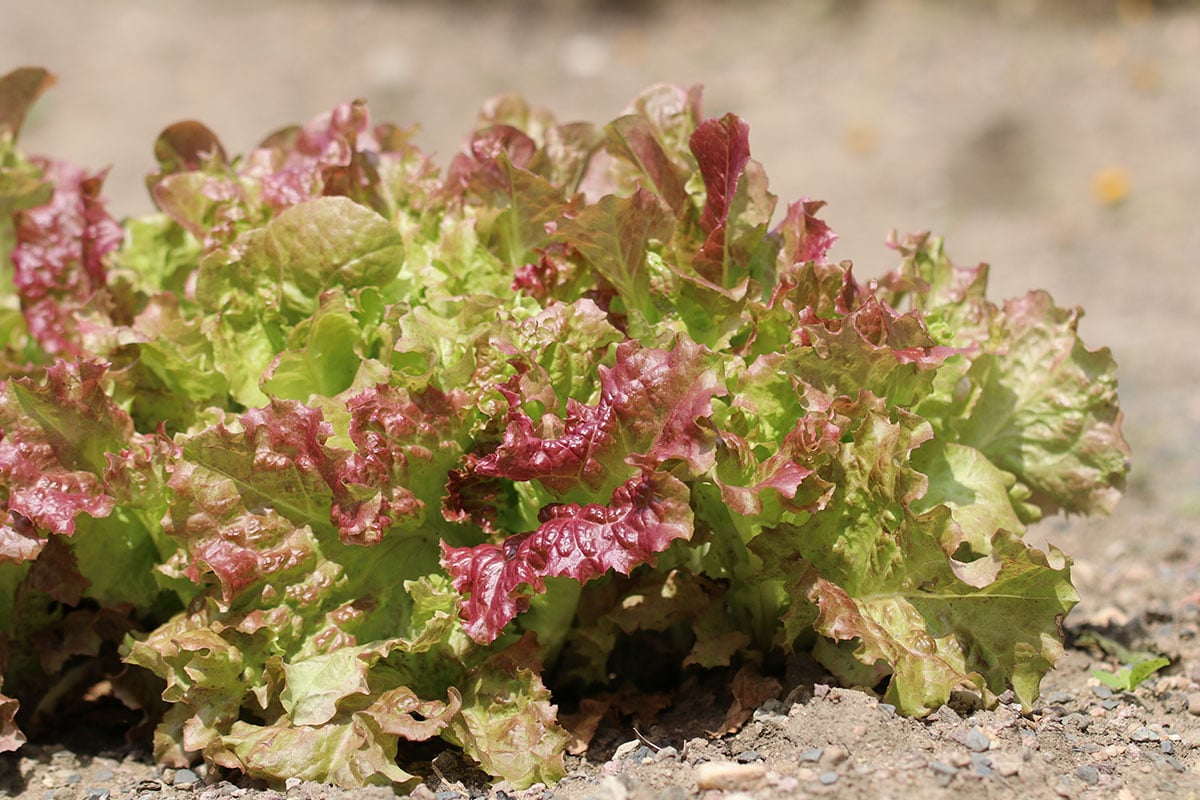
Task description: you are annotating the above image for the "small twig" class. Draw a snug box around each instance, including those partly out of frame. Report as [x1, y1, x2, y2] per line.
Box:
[632, 725, 662, 751]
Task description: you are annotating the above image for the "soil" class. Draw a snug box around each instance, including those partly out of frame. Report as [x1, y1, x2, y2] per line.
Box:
[2, 0, 1200, 798]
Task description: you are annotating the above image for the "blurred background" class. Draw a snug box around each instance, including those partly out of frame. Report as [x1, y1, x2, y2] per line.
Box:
[2, 0, 1199, 525]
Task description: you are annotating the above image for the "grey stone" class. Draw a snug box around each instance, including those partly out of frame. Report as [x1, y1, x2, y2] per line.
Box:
[929, 760, 958, 776]
[733, 750, 763, 763]
[1045, 691, 1074, 705]
[653, 746, 679, 762]
[1074, 765, 1100, 785]
[1161, 740, 1175, 754]
[817, 771, 839, 785]
[85, 790, 111, 800]
[1165, 756, 1187, 773]
[1102, 699, 1121, 710]
[1130, 726, 1161, 743]
[611, 740, 641, 761]
[799, 747, 824, 763]
[1091, 685, 1114, 699]
[173, 769, 201, 787]
[964, 728, 991, 752]
[66, 774, 83, 785]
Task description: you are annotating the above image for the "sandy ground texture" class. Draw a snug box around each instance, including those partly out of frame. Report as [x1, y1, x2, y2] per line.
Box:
[2, 0, 1200, 798]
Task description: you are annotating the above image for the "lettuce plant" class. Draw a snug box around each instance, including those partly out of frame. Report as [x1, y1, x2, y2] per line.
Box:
[0, 67, 1129, 789]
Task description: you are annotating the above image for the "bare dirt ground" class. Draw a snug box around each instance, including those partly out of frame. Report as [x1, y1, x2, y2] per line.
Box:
[2, 0, 1200, 797]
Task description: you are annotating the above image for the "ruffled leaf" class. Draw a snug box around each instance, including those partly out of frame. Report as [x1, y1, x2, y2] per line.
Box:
[442, 470, 692, 643]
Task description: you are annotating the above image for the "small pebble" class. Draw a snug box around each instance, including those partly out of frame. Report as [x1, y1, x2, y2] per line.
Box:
[1045, 691, 1074, 705]
[1130, 727, 1160, 743]
[66, 774, 83, 785]
[1165, 755, 1187, 773]
[930, 760, 958, 776]
[435, 791, 462, 800]
[93, 769, 115, 783]
[627, 745, 655, 763]
[817, 771, 839, 785]
[878, 703, 897, 716]
[85, 790, 111, 800]
[757, 699, 784, 716]
[653, 746, 679, 762]
[991, 755, 1020, 777]
[734, 750, 763, 763]
[799, 747, 824, 763]
[1188, 693, 1200, 716]
[1075, 765, 1100, 785]
[285, 777, 302, 791]
[693, 761, 766, 791]
[612, 740, 641, 761]
[1102, 699, 1121, 710]
[1091, 685, 1114, 699]
[819, 746, 849, 766]
[1161, 740, 1174, 755]
[964, 728, 991, 752]
[173, 769, 200, 788]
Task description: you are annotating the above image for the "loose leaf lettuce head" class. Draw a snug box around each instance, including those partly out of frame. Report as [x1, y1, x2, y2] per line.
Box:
[0, 68, 1129, 786]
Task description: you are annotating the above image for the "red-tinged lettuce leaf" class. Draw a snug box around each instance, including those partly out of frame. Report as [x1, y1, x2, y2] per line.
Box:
[172, 386, 476, 586]
[0, 683, 21, 753]
[475, 337, 723, 496]
[442, 470, 692, 644]
[225, 685, 461, 790]
[164, 458, 322, 605]
[152, 121, 229, 176]
[455, 149, 577, 270]
[169, 402, 355, 592]
[876, 232, 996, 348]
[0, 358, 177, 607]
[444, 633, 568, 788]
[775, 198, 838, 267]
[750, 392, 1076, 715]
[0, 68, 56, 141]
[0, 360, 128, 549]
[792, 295, 961, 408]
[603, 115, 690, 215]
[689, 114, 751, 276]
[0, 70, 57, 368]
[499, 298, 624, 408]
[950, 291, 1129, 516]
[11, 158, 122, 356]
[472, 95, 611, 202]
[338, 383, 475, 545]
[554, 189, 674, 334]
